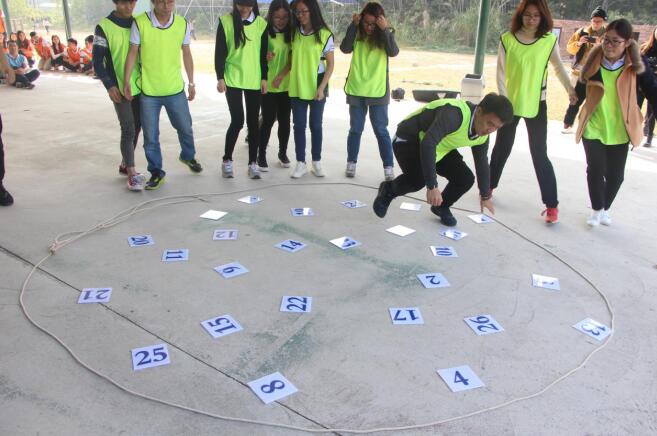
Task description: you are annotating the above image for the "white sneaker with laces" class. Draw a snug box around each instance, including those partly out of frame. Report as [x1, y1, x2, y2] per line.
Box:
[248, 163, 261, 179]
[291, 161, 307, 179]
[561, 126, 574, 134]
[222, 160, 234, 178]
[587, 210, 602, 226]
[127, 173, 146, 191]
[311, 161, 325, 177]
[345, 162, 356, 178]
[384, 166, 394, 181]
[600, 210, 612, 226]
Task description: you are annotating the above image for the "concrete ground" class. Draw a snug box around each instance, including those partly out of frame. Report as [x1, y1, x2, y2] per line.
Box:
[1, 71, 657, 436]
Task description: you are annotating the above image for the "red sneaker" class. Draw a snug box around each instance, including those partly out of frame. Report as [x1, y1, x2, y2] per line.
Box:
[542, 207, 559, 223]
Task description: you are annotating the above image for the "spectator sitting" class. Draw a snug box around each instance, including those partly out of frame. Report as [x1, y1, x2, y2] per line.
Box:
[9, 32, 17, 42]
[0, 33, 7, 54]
[80, 35, 94, 75]
[50, 35, 66, 70]
[16, 30, 35, 68]
[5, 40, 40, 89]
[62, 37, 82, 72]
[30, 31, 52, 71]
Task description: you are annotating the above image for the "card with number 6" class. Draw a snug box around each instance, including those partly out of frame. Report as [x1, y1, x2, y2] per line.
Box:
[214, 262, 248, 278]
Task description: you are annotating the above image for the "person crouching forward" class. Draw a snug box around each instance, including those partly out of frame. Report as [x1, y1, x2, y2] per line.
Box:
[372, 93, 513, 226]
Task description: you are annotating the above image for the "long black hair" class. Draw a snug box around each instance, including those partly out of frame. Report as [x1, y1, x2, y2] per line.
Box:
[291, 0, 331, 44]
[356, 2, 387, 49]
[232, 0, 260, 49]
[266, 0, 292, 43]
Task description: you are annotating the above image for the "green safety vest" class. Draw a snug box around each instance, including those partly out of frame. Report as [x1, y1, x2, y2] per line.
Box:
[99, 17, 141, 97]
[584, 66, 630, 145]
[501, 31, 556, 118]
[220, 14, 268, 90]
[135, 12, 186, 97]
[344, 38, 387, 98]
[405, 99, 488, 162]
[267, 31, 290, 93]
[289, 27, 332, 100]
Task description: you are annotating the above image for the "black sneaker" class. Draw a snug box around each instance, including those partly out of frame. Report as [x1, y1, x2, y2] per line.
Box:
[0, 187, 14, 206]
[145, 170, 166, 190]
[373, 181, 395, 218]
[257, 154, 269, 171]
[431, 205, 457, 226]
[278, 151, 291, 168]
[179, 157, 203, 173]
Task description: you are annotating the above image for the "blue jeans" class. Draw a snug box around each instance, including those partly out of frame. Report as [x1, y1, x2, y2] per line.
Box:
[291, 97, 326, 162]
[140, 92, 196, 173]
[347, 103, 393, 167]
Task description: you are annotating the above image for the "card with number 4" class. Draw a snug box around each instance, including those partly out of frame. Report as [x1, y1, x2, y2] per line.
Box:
[201, 314, 243, 339]
[417, 273, 450, 289]
[248, 372, 298, 404]
[214, 262, 248, 278]
[441, 229, 468, 240]
[468, 214, 495, 224]
[330, 236, 361, 250]
[573, 318, 611, 341]
[532, 274, 560, 291]
[238, 196, 263, 204]
[437, 365, 485, 392]
[275, 239, 306, 253]
[280, 296, 312, 313]
[464, 315, 504, 336]
[430, 246, 458, 257]
[341, 200, 366, 209]
[78, 288, 112, 304]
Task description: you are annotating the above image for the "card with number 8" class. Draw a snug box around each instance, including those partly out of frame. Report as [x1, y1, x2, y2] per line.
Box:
[247, 372, 298, 404]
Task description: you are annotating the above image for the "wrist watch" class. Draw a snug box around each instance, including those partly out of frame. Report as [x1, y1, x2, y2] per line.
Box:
[188, 83, 195, 87]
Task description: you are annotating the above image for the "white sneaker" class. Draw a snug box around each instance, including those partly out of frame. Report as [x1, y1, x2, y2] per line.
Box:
[561, 126, 574, 134]
[248, 163, 261, 179]
[291, 161, 307, 179]
[222, 160, 234, 178]
[587, 210, 602, 226]
[345, 161, 356, 178]
[127, 173, 146, 191]
[311, 161, 325, 177]
[384, 166, 394, 181]
[600, 210, 612, 226]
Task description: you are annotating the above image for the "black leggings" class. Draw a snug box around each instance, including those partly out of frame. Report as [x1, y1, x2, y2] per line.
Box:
[582, 138, 629, 211]
[259, 91, 291, 158]
[223, 86, 260, 164]
[390, 137, 474, 208]
[0, 114, 4, 186]
[490, 101, 558, 208]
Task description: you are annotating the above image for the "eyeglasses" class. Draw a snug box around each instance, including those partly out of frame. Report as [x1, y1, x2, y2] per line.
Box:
[363, 21, 376, 28]
[294, 9, 310, 16]
[522, 14, 541, 21]
[602, 37, 625, 47]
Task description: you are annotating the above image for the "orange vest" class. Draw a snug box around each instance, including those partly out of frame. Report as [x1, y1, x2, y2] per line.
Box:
[66, 46, 81, 63]
[81, 47, 92, 64]
[19, 40, 33, 58]
[35, 38, 50, 59]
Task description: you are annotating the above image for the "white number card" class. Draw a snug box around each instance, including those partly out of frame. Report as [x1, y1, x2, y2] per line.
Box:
[468, 214, 494, 224]
[417, 273, 450, 288]
[400, 202, 421, 211]
[437, 365, 485, 392]
[280, 296, 312, 313]
[201, 314, 243, 339]
[161, 249, 189, 262]
[275, 239, 307, 253]
[341, 200, 366, 209]
[389, 307, 424, 325]
[238, 196, 263, 204]
[248, 372, 298, 404]
[200, 210, 228, 220]
[214, 262, 248, 278]
[291, 208, 314, 217]
[532, 274, 560, 291]
[128, 235, 154, 247]
[78, 288, 112, 304]
[430, 246, 458, 257]
[386, 225, 416, 237]
[440, 229, 468, 240]
[330, 236, 361, 250]
[213, 229, 239, 241]
[131, 344, 171, 371]
[573, 318, 611, 341]
[464, 315, 504, 336]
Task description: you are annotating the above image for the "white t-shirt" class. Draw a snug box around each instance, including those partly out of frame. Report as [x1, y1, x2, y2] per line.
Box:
[299, 26, 334, 74]
[130, 11, 191, 46]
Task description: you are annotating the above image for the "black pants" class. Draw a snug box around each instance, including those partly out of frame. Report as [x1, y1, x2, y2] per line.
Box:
[223, 86, 260, 164]
[62, 61, 79, 72]
[389, 137, 474, 208]
[15, 70, 40, 86]
[644, 102, 655, 140]
[490, 101, 558, 208]
[0, 114, 4, 186]
[259, 91, 291, 158]
[582, 138, 629, 211]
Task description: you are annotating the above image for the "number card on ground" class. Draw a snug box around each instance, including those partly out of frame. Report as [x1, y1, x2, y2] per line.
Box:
[200, 210, 228, 220]
[213, 229, 239, 241]
[128, 235, 154, 247]
[280, 296, 312, 313]
[430, 246, 458, 257]
[131, 344, 170, 371]
[248, 372, 298, 404]
[573, 318, 611, 341]
[341, 200, 366, 209]
[417, 273, 450, 289]
[400, 202, 421, 211]
[214, 262, 248, 278]
[291, 207, 314, 217]
[201, 314, 243, 339]
[440, 229, 468, 240]
[275, 239, 306, 253]
[78, 288, 112, 304]
[386, 225, 416, 237]
[238, 195, 263, 204]
[437, 365, 485, 392]
[464, 315, 504, 336]
[468, 214, 495, 224]
[389, 307, 424, 325]
[162, 249, 189, 262]
[330, 236, 361, 250]
[532, 274, 560, 291]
